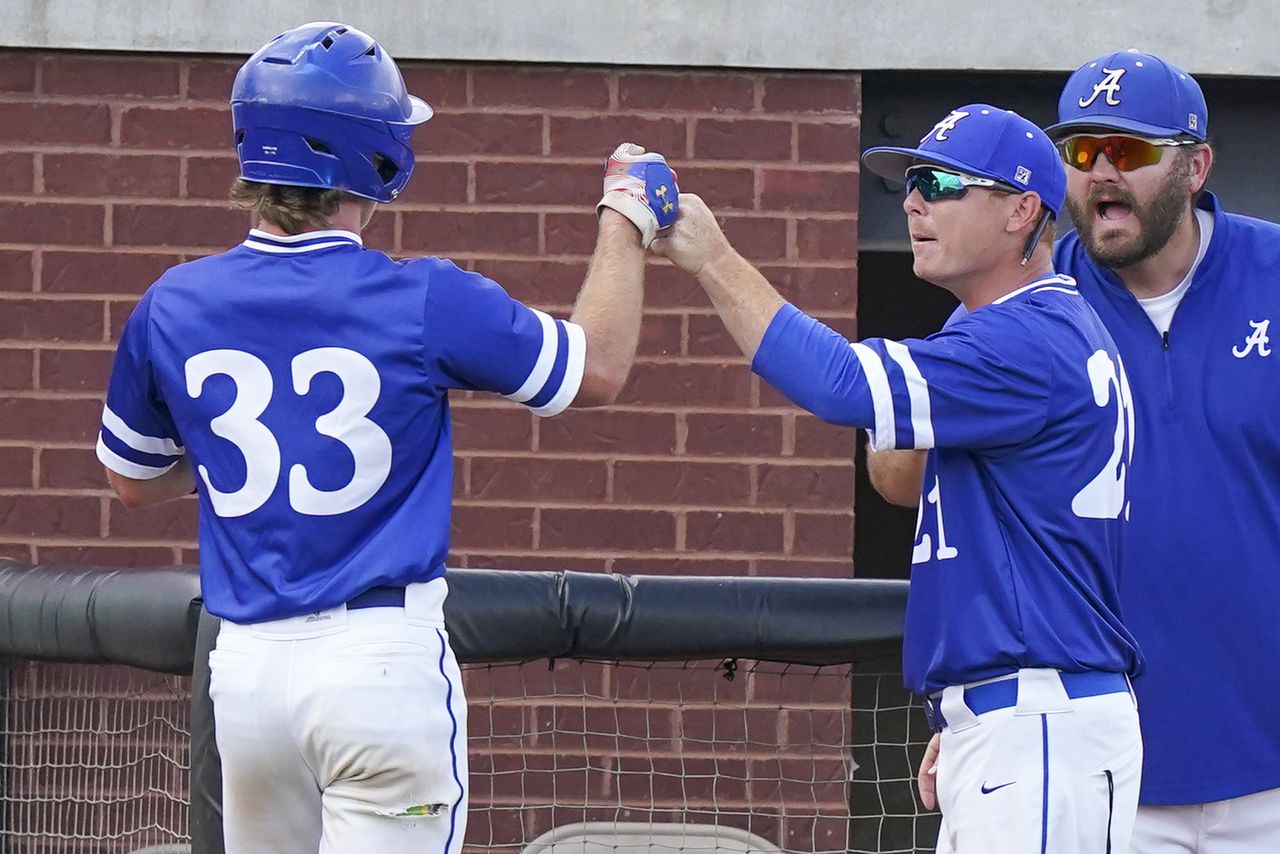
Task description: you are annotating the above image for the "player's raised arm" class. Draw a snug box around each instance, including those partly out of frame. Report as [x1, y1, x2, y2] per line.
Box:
[421, 143, 676, 415]
[571, 144, 680, 406]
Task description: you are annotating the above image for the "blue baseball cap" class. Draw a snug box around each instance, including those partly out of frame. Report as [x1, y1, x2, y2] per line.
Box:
[1046, 50, 1207, 142]
[862, 104, 1066, 216]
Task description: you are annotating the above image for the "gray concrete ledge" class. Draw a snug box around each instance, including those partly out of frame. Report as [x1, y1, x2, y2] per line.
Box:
[2, 0, 1275, 77]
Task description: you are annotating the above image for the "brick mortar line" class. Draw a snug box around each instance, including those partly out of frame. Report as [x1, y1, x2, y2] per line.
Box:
[449, 402, 850, 414]
[459, 452, 854, 467]
[0, 152, 862, 175]
[0, 93, 862, 120]
[0, 195, 861, 213]
[455, 500, 850, 512]
[30, 246, 42, 293]
[1, 140, 851, 159]
[2, 536, 197, 547]
[31, 345, 117, 353]
[0, 253, 870, 273]
[452, 548, 852, 563]
[0, 211, 861, 229]
[0, 487, 120, 497]
[0, 244, 188, 255]
[0, 389, 103, 399]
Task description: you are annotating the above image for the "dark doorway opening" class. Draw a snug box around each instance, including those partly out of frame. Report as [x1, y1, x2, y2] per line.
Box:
[852, 251, 956, 580]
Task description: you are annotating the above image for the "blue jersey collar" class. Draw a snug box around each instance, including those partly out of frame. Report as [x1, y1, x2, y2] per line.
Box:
[242, 228, 363, 254]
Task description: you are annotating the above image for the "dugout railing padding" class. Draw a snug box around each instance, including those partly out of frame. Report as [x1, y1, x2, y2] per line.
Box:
[0, 559, 911, 854]
[0, 560, 908, 667]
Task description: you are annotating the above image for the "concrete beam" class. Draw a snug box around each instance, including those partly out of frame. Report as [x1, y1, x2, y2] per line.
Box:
[3, 0, 1274, 77]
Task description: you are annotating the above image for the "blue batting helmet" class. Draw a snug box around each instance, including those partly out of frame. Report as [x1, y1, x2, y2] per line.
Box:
[231, 22, 432, 203]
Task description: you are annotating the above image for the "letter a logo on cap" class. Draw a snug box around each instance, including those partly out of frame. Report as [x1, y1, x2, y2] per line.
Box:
[924, 109, 970, 143]
[1079, 67, 1126, 108]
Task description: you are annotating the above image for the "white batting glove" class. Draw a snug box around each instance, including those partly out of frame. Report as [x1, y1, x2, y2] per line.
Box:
[597, 143, 680, 248]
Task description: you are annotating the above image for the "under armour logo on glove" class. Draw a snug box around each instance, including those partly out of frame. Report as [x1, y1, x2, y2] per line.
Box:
[597, 143, 679, 247]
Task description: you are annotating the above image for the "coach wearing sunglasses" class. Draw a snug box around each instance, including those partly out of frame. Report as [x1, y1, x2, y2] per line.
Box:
[653, 104, 1143, 854]
[872, 51, 1280, 854]
[1054, 51, 1280, 854]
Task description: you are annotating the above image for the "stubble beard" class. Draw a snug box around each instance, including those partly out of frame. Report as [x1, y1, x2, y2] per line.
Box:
[1065, 154, 1194, 270]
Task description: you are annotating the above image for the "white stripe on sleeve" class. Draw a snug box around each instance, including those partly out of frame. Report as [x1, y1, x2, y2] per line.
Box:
[503, 309, 558, 404]
[884, 340, 934, 449]
[96, 433, 178, 480]
[850, 342, 896, 451]
[531, 321, 586, 418]
[101, 405, 184, 456]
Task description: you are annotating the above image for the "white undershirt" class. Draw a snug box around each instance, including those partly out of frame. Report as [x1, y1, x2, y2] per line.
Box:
[1135, 207, 1214, 335]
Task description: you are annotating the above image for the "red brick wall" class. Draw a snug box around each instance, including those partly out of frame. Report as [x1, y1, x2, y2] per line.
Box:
[0, 49, 860, 578]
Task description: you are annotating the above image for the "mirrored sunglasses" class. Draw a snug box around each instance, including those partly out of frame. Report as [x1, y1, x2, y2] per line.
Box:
[904, 166, 1017, 202]
[1058, 134, 1196, 172]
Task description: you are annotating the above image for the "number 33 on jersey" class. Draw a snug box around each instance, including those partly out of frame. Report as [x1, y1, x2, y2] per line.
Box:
[184, 347, 390, 518]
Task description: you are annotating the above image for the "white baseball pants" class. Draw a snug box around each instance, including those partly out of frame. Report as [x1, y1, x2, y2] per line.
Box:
[1132, 786, 1280, 854]
[934, 669, 1143, 854]
[209, 578, 468, 854]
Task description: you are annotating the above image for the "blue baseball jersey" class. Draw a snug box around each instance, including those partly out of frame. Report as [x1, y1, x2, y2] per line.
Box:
[98, 229, 584, 623]
[753, 275, 1143, 695]
[1056, 192, 1280, 804]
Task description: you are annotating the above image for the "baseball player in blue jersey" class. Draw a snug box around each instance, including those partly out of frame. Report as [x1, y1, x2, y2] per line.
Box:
[654, 105, 1143, 854]
[870, 51, 1280, 854]
[96, 22, 678, 854]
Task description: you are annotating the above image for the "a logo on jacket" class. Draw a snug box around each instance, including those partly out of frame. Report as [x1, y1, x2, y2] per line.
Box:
[1232, 319, 1272, 358]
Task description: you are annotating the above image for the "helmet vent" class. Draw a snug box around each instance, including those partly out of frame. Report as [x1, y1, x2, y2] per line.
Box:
[320, 35, 335, 50]
[334, 27, 348, 35]
[262, 56, 292, 65]
[364, 45, 377, 57]
[305, 138, 334, 155]
[372, 153, 399, 184]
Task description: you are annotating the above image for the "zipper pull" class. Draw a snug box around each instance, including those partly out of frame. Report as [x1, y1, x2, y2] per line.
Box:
[1162, 330, 1170, 350]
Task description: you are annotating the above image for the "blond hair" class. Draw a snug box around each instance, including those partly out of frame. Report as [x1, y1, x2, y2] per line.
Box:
[229, 179, 357, 234]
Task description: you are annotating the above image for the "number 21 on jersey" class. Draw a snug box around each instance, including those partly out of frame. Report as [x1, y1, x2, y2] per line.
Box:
[911, 349, 1136, 564]
[912, 474, 959, 565]
[1071, 350, 1135, 520]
